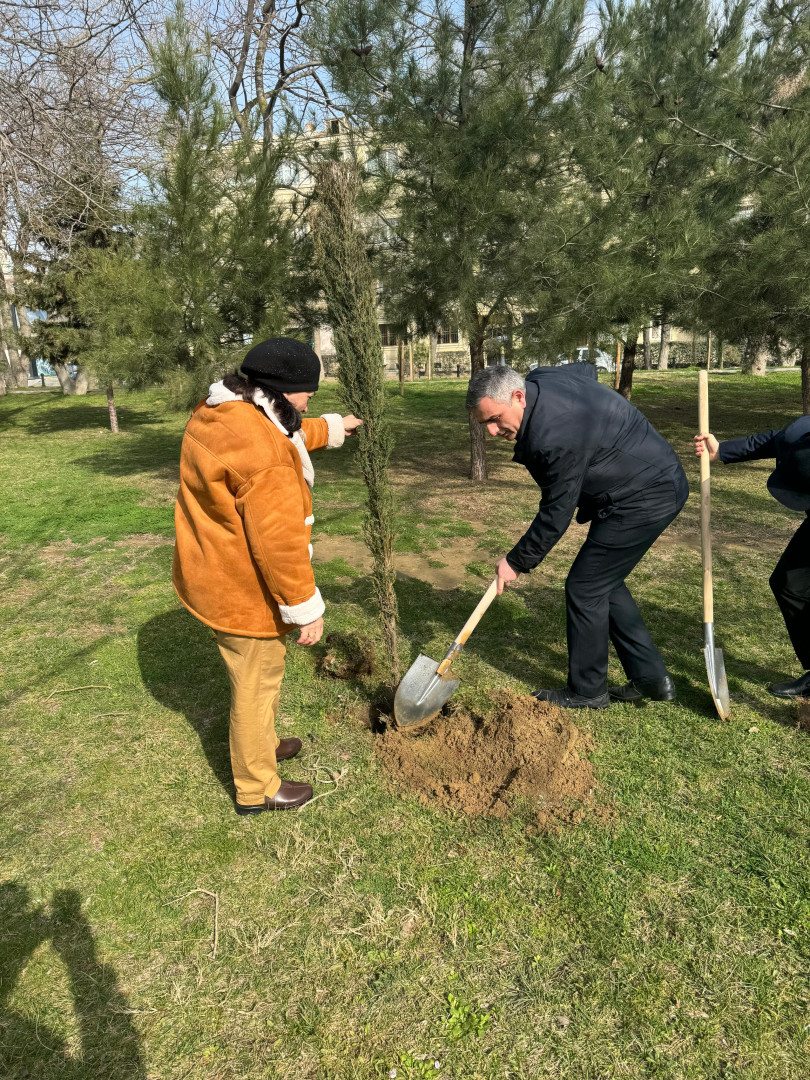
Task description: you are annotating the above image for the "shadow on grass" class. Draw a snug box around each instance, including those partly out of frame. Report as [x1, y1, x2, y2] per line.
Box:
[1, 392, 159, 435]
[136, 609, 233, 799]
[0, 883, 146, 1078]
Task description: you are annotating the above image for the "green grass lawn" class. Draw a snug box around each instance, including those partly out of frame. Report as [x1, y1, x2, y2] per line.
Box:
[2, 373, 809, 1079]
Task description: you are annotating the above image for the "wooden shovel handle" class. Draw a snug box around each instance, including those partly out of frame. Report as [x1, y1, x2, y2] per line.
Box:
[698, 370, 713, 623]
[436, 578, 499, 675]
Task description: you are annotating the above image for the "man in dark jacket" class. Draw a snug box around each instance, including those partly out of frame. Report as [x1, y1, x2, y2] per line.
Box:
[696, 415, 810, 698]
[468, 363, 689, 708]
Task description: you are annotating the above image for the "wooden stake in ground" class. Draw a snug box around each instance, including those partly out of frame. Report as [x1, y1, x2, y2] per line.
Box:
[614, 340, 622, 391]
[310, 160, 400, 684]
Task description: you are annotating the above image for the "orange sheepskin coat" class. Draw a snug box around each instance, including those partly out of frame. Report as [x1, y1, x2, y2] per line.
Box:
[173, 395, 343, 638]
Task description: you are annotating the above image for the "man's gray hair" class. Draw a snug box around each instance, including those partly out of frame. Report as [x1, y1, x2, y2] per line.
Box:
[466, 365, 526, 410]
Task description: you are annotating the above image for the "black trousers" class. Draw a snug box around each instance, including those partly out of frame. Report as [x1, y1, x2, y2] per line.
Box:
[565, 507, 682, 697]
[770, 515, 810, 670]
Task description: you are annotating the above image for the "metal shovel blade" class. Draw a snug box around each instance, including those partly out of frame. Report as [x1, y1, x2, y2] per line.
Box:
[394, 653, 459, 731]
[704, 623, 730, 720]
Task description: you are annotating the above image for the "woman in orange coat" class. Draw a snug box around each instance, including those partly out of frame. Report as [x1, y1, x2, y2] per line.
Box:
[173, 338, 362, 813]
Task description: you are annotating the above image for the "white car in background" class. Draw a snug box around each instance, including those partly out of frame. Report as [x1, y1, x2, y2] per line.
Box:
[556, 347, 615, 373]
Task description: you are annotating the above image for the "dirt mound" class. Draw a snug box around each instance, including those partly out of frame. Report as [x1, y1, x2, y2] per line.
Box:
[376, 690, 603, 830]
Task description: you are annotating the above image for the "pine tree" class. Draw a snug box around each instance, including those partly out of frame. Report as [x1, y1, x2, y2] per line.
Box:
[314, 0, 590, 479]
[698, 1, 810, 391]
[575, 0, 750, 397]
[310, 159, 400, 685]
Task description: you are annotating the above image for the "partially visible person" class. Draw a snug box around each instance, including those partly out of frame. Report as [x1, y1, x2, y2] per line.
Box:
[695, 416, 810, 698]
[468, 363, 688, 708]
[173, 338, 362, 813]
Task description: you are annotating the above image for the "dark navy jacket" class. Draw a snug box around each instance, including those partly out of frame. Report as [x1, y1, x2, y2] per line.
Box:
[719, 415, 810, 512]
[718, 417, 810, 466]
[506, 364, 688, 573]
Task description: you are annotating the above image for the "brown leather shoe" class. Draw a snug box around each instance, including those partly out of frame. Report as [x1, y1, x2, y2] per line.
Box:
[276, 737, 302, 762]
[236, 779, 313, 815]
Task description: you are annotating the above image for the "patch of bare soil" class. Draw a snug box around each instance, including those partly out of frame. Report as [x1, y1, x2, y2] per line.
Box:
[312, 535, 495, 589]
[318, 631, 375, 679]
[376, 690, 608, 831]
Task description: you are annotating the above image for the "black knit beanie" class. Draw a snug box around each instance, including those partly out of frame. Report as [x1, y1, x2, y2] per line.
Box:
[240, 337, 321, 394]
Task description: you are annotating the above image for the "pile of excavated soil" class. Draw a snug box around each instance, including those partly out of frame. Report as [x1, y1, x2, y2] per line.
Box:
[376, 690, 604, 830]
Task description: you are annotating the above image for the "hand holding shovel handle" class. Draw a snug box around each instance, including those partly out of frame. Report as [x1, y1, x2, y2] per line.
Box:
[698, 371, 731, 719]
[436, 577, 500, 675]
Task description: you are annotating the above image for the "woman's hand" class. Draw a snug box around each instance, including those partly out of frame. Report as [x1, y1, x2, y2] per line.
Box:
[343, 414, 363, 436]
[297, 617, 324, 646]
[694, 433, 720, 462]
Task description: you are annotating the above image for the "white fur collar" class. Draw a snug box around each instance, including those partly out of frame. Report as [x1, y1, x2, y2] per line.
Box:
[206, 380, 315, 489]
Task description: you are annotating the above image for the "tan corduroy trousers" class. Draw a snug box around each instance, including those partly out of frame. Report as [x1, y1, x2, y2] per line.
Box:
[215, 632, 287, 806]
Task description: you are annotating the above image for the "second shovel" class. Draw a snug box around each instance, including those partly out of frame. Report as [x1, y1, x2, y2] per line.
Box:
[698, 370, 730, 719]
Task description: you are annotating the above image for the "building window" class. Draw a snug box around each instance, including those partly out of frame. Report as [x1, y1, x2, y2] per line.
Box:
[327, 119, 341, 135]
[438, 326, 459, 345]
[379, 324, 398, 347]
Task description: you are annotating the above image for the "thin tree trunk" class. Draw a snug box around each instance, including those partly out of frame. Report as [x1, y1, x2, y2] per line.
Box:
[706, 331, 713, 369]
[742, 337, 768, 376]
[643, 326, 651, 370]
[106, 384, 120, 433]
[613, 339, 622, 390]
[801, 345, 810, 414]
[408, 339, 414, 381]
[0, 365, 7, 395]
[469, 325, 487, 482]
[587, 335, 596, 364]
[718, 339, 724, 369]
[397, 337, 405, 395]
[618, 337, 637, 399]
[691, 330, 697, 367]
[658, 320, 671, 370]
[428, 331, 436, 380]
[0, 266, 29, 388]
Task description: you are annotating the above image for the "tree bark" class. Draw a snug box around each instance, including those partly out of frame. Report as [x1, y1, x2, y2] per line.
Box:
[0, 365, 7, 394]
[658, 320, 671, 370]
[587, 335, 596, 364]
[53, 362, 90, 395]
[643, 326, 651, 370]
[408, 339, 414, 381]
[618, 337, 637, 399]
[706, 331, 713, 369]
[0, 266, 30, 387]
[106, 384, 120, 433]
[691, 329, 697, 367]
[801, 345, 810, 414]
[468, 326, 487, 482]
[428, 331, 436, 380]
[741, 337, 768, 376]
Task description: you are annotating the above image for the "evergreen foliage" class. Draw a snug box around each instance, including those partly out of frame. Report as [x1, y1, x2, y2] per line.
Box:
[574, 0, 750, 396]
[310, 159, 400, 684]
[313, 0, 590, 478]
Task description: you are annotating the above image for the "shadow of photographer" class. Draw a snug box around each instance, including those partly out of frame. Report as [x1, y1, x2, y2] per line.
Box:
[0, 883, 146, 1078]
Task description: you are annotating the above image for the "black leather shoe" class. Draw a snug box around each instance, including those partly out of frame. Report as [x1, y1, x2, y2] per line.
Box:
[770, 671, 810, 699]
[276, 737, 302, 761]
[609, 674, 677, 703]
[533, 687, 610, 709]
[236, 779, 314, 814]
